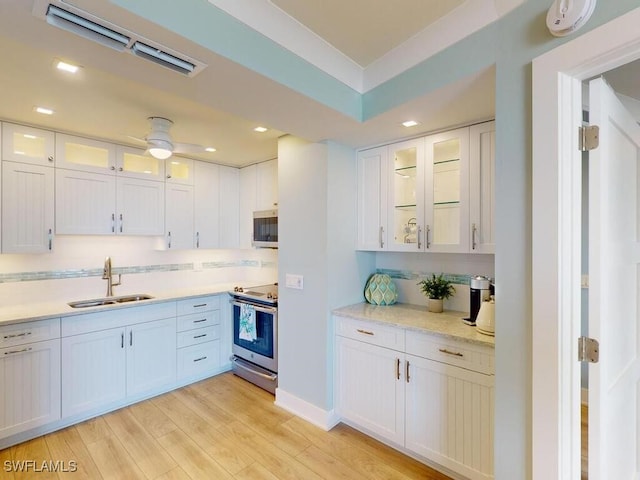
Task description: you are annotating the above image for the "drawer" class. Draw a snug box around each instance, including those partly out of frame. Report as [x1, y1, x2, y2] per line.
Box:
[176, 295, 220, 316]
[177, 325, 220, 348]
[177, 340, 220, 379]
[0, 318, 60, 348]
[335, 316, 404, 351]
[177, 310, 220, 332]
[406, 331, 494, 375]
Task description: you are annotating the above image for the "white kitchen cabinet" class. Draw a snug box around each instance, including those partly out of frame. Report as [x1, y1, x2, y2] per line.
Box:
[0, 339, 61, 438]
[165, 183, 194, 249]
[335, 336, 405, 445]
[126, 317, 177, 397]
[218, 165, 240, 248]
[239, 160, 277, 249]
[115, 145, 165, 181]
[116, 176, 165, 235]
[61, 327, 126, 418]
[0, 318, 61, 439]
[55, 169, 116, 235]
[356, 146, 388, 250]
[55, 133, 116, 173]
[62, 307, 177, 418]
[166, 157, 194, 185]
[194, 160, 220, 249]
[1, 123, 55, 166]
[256, 159, 278, 210]
[469, 121, 495, 254]
[424, 127, 470, 253]
[335, 315, 495, 480]
[2, 161, 54, 253]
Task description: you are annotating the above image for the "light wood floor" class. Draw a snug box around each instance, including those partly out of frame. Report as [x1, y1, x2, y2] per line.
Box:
[1, 372, 451, 480]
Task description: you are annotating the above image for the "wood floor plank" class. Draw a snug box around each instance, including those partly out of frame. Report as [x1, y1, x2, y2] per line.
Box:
[103, 408, 176, 479]
[85, 434, 147, 480]
[171, 385, 235, 428]
[217, 420, 324, 480]
[44, 426, 103, 479]
[296, 444, 371, 480]
[10, 437, 57, 480]
[156, 429, 234, 480]
[0, 446, 15, 480]
[152, 466, 192, 480]
[233, 462, 281, 480]
[74, 416, 113, 446]
[126, 400, 179, 439]
[245, 419, 311, 457]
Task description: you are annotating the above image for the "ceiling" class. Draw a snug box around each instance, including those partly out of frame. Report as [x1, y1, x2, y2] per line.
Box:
[0, 0, 512, 168]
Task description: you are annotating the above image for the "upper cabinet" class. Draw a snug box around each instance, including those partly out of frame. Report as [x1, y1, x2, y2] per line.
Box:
[194, 161, 220, 249]
[55, 134, 115, 174]
[2, 123, 55, 166]
[218, 165, 240, 249]
[239, 160, 277, 249]
[166, 158, 194, 185]
[256, 160, 278, 210]
[357, 121, 494, 254]
[116, 146, 165, 181]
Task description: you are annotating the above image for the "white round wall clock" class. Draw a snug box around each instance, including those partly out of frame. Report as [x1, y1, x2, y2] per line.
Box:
[546, 0, 597, 37]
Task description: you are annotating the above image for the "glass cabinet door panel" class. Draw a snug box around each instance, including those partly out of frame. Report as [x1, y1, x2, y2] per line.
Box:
[425, 128, 469, 252]
[2, 123, 55, 166]
[166, 158, 194, 185]
[55, 134, 115, 173]
[389, 139, 424, 251]
[116, 146, 165, 180]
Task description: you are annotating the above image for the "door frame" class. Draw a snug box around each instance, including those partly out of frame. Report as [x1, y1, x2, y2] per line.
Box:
[532, 7, 640, 479]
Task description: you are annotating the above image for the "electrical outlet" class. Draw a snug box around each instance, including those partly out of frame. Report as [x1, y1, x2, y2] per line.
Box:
[285, 273, 304, 290]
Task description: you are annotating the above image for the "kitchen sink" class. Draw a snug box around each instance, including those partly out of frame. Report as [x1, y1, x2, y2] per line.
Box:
[68, 294, 154, 308]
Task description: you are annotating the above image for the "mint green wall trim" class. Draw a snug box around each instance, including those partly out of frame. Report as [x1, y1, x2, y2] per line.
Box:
[110, 0, 362, 120]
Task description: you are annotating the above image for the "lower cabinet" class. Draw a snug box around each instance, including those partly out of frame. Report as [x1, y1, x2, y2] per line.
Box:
[335, 315, 494, 480]
[61, 306, 177, 418]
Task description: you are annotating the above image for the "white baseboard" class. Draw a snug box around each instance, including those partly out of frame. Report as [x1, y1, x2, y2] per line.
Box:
[274, 388, 340, 431]
[581, 388, 588, 405]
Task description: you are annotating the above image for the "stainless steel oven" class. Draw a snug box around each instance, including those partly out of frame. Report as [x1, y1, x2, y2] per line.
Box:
[229, 284, 278, 393]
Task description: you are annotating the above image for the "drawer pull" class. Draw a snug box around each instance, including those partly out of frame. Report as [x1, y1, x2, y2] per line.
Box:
[4, 347, 32, 356]
[396, 358, 401, 380]
[193, 318, 207, 323]
[3, 332, 32, 339]
[193, 304, 207, 308]
[194, 334, 207, 339]
[439, 348, 463, 357]
[406, 360, 410, 383]
[356, 329, 374, 336]
[193, 356, 207, 362]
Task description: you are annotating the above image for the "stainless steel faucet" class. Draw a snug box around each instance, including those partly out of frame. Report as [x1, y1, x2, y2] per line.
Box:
[102, 256, 121, 297]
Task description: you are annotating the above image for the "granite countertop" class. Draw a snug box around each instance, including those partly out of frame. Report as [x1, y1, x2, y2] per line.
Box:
[333, 302, 495, 347]
[0, 283, 238, 327]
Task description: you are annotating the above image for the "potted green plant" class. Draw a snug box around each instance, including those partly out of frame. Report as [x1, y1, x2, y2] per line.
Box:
[417, 274, 455, 313]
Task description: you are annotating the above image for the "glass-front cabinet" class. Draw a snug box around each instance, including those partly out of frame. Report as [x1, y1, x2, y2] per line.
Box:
[55, 133, 116, 173]
[388, 139, 424, 251]
[424, 127, 470, 253]
[2, 123, 55, 166]
[116, 146, 165, 181]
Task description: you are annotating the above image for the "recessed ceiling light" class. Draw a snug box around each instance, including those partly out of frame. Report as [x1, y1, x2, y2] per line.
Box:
[254, 126, 268, 133]
[205, 147, 216, 152]
[56, 60, 79, 74]
[402, 120, 420, 128]
[34, 106, 54, 115]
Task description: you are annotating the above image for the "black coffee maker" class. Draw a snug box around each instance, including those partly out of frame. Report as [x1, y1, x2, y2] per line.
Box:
[463, 275, 493, 325]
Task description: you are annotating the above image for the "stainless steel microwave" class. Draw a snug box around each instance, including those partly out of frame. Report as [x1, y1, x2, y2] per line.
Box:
[252, 209, 278, 248]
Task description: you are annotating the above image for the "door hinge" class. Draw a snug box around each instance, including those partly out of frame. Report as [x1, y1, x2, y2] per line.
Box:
[578, 336, 599, 363]
[579, 125, 599, 151]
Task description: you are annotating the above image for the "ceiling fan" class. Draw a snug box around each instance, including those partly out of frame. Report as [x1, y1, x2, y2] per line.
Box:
[129, 117, 210, 160]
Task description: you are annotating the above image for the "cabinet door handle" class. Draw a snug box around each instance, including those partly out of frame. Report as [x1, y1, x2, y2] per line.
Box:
[112, 213, 115, 233]
[356, 329, 374, 336]
[48, 228, 53, 251]
[193, 356, 207, 362]
[425, 225, 431, 249]
[3, 331, 31, 339]
[130, 330, 133, 346]
[121, 332, 124, 349]
[48, 155, 54, 163]
[193, 304, 207, 308]
[396, 358, 401, 380]
[472, 223, 478, 250]
[119, 214, 123, 233]
[196, 231, 200, 248]
[118, 167, 123, 172]
[110, 165, 116, 171]
[4, 347, 32, 356]
[417, 225, 422, 249]
[406, 360, 410, 383]
[167, 231, 172, 249]
[379, 226, 385, 248]
[193, 318, 207, 324]
[439, 348, 463, 357]
[194, 334, 207, 339]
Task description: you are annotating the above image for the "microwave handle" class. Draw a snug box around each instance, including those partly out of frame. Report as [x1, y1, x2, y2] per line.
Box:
[230, 300, 277, 315]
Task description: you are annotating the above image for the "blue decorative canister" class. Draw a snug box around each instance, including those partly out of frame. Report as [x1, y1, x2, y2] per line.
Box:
[364, 273, 398, 305]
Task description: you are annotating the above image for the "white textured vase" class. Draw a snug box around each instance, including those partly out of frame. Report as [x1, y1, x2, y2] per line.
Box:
[428, 298, 443, 313]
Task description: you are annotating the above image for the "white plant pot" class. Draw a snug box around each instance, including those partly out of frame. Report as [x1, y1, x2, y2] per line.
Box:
[428, 298, 443, 313]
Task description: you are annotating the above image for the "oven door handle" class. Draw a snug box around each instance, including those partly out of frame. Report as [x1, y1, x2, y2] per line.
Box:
[232, 356, 277, 381]
[230, 300, 277, 315]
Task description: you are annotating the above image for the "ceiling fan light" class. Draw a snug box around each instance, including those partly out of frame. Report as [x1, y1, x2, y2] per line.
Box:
[148, 147, 172, 160]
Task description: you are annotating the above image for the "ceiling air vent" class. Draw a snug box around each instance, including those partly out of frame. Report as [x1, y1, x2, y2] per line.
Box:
[46, 5, 130, 52]
[34, 1, 206, 77]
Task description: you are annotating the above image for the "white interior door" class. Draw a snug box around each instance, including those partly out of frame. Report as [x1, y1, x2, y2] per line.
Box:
[588, 77, 640, 480]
